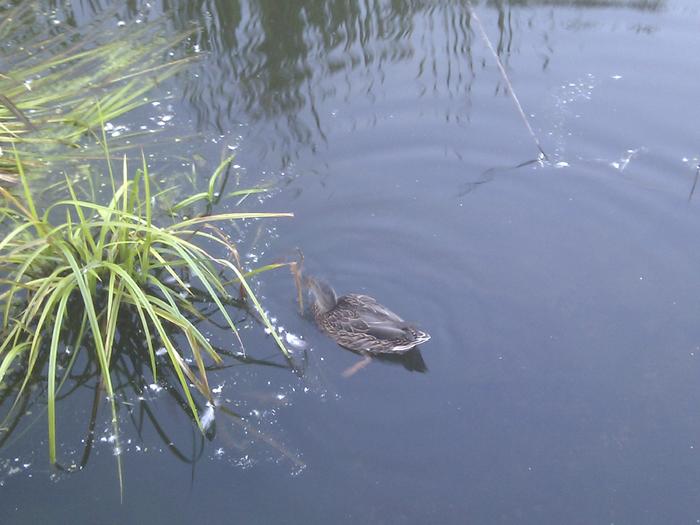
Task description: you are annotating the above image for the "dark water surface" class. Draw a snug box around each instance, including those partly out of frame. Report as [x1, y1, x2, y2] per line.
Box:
[3, 1, 700, 523]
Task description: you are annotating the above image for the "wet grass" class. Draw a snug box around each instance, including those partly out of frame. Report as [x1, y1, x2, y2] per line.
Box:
[0, 302, 305, 477]
[0, 2, 194, 176]
[0, 5, 302, 490]
[0, 140, 293, 487]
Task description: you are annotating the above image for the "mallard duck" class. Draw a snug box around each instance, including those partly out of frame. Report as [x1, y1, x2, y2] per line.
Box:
[305, 277, 430, 354]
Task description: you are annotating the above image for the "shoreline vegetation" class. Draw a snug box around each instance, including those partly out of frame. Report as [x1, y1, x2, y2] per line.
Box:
[0, 4, 296, 488]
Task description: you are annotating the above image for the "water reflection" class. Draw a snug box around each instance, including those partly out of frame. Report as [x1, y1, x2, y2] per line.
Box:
[174, 0, 665, 162]
[0, 295, 306, 479]
[341, 346, 428, 377]
[457, 156, 542, 195]
[27, 0, 662, 167]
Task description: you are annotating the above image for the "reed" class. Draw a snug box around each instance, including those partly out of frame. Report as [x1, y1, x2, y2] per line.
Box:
[467, 2, 548, 161]
[0, 3, 194, 175]
[0, 145, 292, 487]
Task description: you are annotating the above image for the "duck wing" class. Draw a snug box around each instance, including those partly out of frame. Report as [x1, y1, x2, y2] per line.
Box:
[343, 294, 405, 323]
[347, 317, 410, 340]
[336, 294, 415, 341]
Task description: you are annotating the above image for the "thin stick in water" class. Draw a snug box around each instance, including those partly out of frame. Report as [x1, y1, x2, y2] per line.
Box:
[689, 164, 700, 202]
[467, 2, 548, 161]
[291, 248, 305, 314]
[0, 94, 38, 132]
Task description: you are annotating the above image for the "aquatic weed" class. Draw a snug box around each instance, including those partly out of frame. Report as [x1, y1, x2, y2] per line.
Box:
[0, 145, 292, 490]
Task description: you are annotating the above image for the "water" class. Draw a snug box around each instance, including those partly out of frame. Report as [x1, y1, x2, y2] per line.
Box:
[3, 1, 700, 523]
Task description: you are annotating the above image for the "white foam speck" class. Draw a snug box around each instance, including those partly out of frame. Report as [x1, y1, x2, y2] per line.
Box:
[285, 332, 308, 350]
[200, 403, 215, 431]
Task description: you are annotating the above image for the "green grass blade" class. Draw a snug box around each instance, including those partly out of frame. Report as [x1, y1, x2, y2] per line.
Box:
[48, 289, 71, 463]
[171, 192, 208, 212]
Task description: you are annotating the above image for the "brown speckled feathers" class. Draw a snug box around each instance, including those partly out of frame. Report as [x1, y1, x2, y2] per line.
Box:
[307, 280, 430, 354]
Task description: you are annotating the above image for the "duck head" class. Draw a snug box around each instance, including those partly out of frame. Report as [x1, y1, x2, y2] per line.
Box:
[304, 277, 337, 315]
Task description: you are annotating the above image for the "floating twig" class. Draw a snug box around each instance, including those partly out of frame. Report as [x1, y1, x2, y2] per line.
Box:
[457, 157, 541, 196]
[688, 164, 700, 202]
[0, 171, 19, 185]
[291, 248, 305, 314]
[0, 94, 38, 133]
[467, 2, 548, 161]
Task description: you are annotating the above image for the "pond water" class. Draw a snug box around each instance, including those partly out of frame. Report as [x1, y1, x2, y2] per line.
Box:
[3, 0, 700, 523]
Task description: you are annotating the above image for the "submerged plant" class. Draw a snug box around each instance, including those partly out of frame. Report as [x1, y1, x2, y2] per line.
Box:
[0, 2, 195, 174]
[0, 307, 304, 476]
[0, 148, 292, 487]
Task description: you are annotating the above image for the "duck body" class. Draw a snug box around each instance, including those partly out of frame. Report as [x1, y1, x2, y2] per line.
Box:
[306, 278, 430, 354]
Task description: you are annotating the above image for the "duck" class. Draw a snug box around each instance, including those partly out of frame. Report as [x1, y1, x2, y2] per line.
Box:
[305, 277, 430, 354]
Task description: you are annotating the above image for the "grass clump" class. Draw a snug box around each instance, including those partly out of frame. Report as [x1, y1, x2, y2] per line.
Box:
[0, 6, 298, 486]
[0, 147, 292, 483]
[0, 2, 194, 175]
[170, 155, 272, 213]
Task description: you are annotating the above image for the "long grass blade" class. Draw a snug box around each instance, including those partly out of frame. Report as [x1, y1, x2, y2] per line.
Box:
[467, 2, 547, 161]
[48, 290, 71, 463]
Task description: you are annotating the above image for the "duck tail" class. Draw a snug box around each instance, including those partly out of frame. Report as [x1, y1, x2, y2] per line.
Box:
[413, 329, 431, 346]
